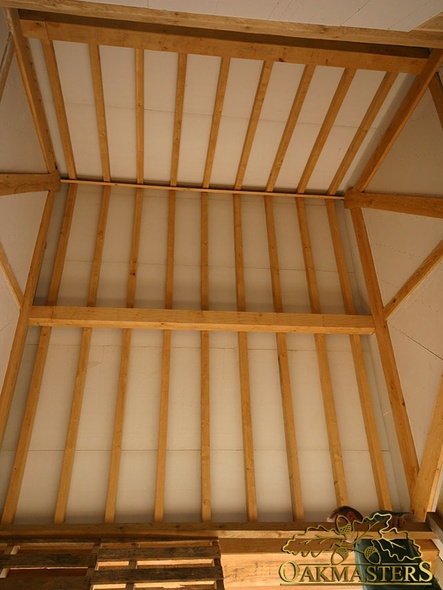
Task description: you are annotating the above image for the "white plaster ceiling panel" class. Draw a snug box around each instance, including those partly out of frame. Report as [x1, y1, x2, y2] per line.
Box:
[288, 348, 331, 450]
[298, 451, 337, 520]
[222, 58, 264, 119]
[164, 450, 201, 521]
[254, 451, 294, 521]
[334, 70, 385, 128]
[342, 451, 378, 510]
[273, 199, 305, 270]
[249, 347, 291, 451]
[65, 104, 103, 177]
[183, 54, 221, 115]
[369, 91, 443, 196]
[177, 113, 213, 184]
[96, 262, 130, 306]
[208, 266, 237, 310]
[168, 345, 201, 449]
[279, 269, 312, 313]
[106, 108, 138, 180]
[209, 116, 250, 186]
[54, 41, 94, 105]
[298, 67, 345, 125]
[101, 46, 136, 109]
[389, 317, 443, 461]
[208, 194, 235, 268]
[342, 0, 443, 30]
[210, 450, 247, 520]
[28, 344, 80, 450]
[144, 110, 175, 182]
[66, 450, 112, 522]
[144, 50, 178, 113]
[363, 209, 443, 303]
[260, 62, 306, 122]
[16, 451, 64, 523]
[115, 450, 157, 521]
[243, 268, 274, 310]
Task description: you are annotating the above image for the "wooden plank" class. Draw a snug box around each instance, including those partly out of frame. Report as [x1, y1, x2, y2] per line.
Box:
[345, 189, 443, 218]
[105, 190, 143, 523]
[327, 71, 398, 195]
[0, 240, 23, 307]
[355, 49, 443, 192]
[98, 545, 219, 560]
[295, 198, 348, 507]
[0, 553, 95, 567]
[0, 32, 14, 103]
[18, 13, 429, 74]
[235, 61, 273, 190]
[200, 192, 210, 522]
[135, 48, 144, 184]
[325, 199, 391, 509]
[54, 187, 110, 524]
[0, 579, 89, 590]
[89, 43, 111, 182]
[41, 40, 76, 179]
[4, 9, 56, 172]
[266, 64, 315, 191]
[90, 566, 223, 584]
[297, 68, 355, 193]
[170, 53, 186, 188]
[9, 0, 443, 50]
[429, 72, 443, 130]
[384, 238, 443, 319]
[0, 183, 75, 525]
[154, 191, 176, 522]
[233, 195, 257, 522]
[351, 207, 419, 496]
[0, 172, 60, 197]
[29, 306, 376, 335]
[412, 374, 443, 520]
[0, 520, 435, 540]
[263, 195, 303, 520]
[0, 190, 55, 453]
[202, 57, 230, 188]
[61, 177, 343, 200]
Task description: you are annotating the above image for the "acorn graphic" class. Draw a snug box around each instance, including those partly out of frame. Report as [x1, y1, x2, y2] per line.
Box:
[364, 545, 381, 564]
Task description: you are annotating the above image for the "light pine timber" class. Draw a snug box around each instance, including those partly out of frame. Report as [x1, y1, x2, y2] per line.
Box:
[345, 189, 443, 218]
[351, 208, 418, 496]
[355, 48, 443, 191]
[412, 374, 443, 520]
[264, 196, 304, 520]
[18, 15, 429, 75]
[234, 61, 273, 189]
[0, 32, 14, 102]
[0, 190, 55, 454]
[154, 191, 176, 523]
[54, 187, 110, 524]
[266, 64, 315, 191]
[325, 200, 391, 508]
[135, 48, 144, 184]
[201, 192, 210, 522]
[233, 195, 257, 522]
[89, 43, 111, 182]
[202, 57, 230, 188]
[105, 190, 143, 523]
[0, 171, 60, 196]
[384, 238, 443, 319]
[29, 306, 375, 334]
[41, 40, 76, 179]
[297, 68, 356, 193]
[7, 0, 443, 49]
[0, 240, 23, 307]
[5, 9, 56, 172]
[296, 198, 348, 507]
[61, 177, 343, 200]
[293, 66, 355, 506]
[327, 71, 398, 195]
[0, 185, 73, 525]
[170, 54, 186, 187]
[429, 72, 443, 130]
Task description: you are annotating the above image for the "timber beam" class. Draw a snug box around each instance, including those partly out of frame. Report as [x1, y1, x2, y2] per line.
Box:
[345, 189, 443, 218]
[28, 306, 375, 335]
[0, 171, 60, 197]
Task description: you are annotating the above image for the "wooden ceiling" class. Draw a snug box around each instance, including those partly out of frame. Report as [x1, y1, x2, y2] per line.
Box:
[0, 0, 442, 539]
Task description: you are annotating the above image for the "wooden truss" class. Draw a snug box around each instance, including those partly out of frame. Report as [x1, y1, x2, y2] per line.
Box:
[0, 0, 442, 548]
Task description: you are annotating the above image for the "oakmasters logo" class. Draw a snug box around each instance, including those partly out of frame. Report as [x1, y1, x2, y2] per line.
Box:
[279, 513, 433, 586]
